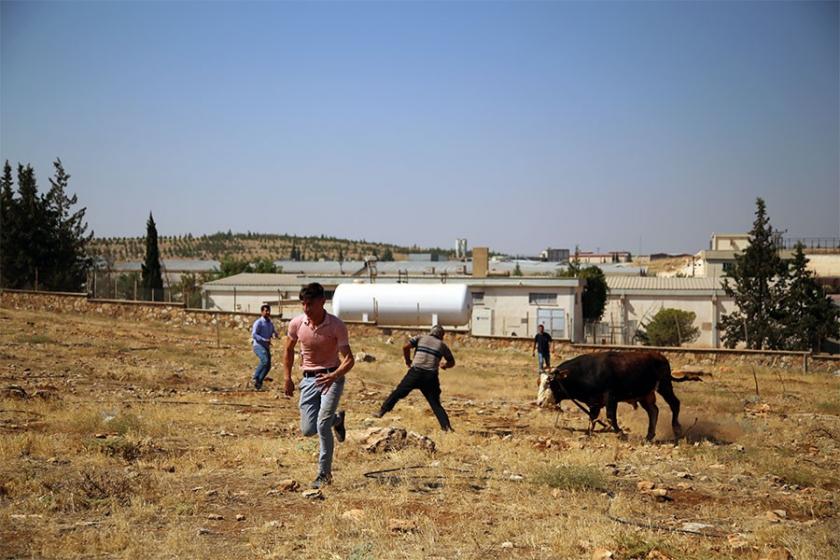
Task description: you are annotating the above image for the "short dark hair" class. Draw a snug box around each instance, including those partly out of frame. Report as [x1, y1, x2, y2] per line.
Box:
[299, 282, 325, 301]
[260, 304, 271, 312]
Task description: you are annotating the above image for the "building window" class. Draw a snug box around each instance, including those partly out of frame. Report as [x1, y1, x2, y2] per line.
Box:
[529, 292, 556, 305]
[471, 292, 485, 304]
[722, 262, 734, 274]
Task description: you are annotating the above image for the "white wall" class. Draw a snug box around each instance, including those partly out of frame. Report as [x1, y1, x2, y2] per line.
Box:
[472, 287, 578, 340]
[603, 294, 737, 347]
[204, 290, 331, 318]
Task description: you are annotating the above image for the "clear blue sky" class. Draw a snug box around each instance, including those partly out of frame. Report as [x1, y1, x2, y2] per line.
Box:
[2, 0, 838, 255]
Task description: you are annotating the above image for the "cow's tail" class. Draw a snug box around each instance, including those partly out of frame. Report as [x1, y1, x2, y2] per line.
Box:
[670, 374, 703, 383]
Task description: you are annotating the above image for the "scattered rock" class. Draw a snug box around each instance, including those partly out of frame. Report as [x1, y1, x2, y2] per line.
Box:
[206, 513, 223, 520]
[360, 427, 436, 453]
[341, 509, 366, 522]
[746, 403, 771, 416]
[760, 548, 793, 560]
[765, 510, 787, 523]
[508, 474, 524, 482]
[637, 480, 656, 492]
[388, 518, 418, 533]
[302, 489, 323, 500]
[681, 522, 714, 533]
[500, 541, 514, 549]
[727, 534, 750, 549]
[650, 488, 671, 501]
[355, 352, 376, 363]
[646, 551, 671, 560]
[673, 471, 693, 479]
[276, 479, 299, 492]
[235, 514, 245, 521]
[205, 489, 218, 497]
[197, 527, 212, 535]
[591, 547, 613, 560]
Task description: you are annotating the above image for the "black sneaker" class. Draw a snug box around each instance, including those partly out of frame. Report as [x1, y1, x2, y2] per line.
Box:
[311, 473, 332, 489]
[333, 410, 346, 442]
[371, 410, 384, 419]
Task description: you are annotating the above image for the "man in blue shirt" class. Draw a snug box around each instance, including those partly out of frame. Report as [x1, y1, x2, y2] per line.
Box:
[251, 304, 279, 390]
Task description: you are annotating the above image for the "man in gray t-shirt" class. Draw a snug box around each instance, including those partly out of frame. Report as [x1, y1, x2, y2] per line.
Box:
[372, 325, 455, 431]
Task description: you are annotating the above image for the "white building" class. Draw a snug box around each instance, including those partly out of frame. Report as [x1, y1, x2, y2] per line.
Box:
[201, 273, 585, 342]
[599, 277, 735, 348]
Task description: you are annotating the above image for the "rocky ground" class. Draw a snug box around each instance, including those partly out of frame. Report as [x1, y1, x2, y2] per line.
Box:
[0, 307, 838, 559]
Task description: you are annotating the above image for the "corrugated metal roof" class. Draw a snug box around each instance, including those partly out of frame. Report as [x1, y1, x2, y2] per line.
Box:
[203, 273, 302, 286]
[115, 259, 220, 271]
[203, 272, 583, 289]
[607, 277, 725, 291]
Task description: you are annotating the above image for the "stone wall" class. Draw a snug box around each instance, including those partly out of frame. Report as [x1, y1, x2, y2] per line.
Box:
[2, 289, 838, 372]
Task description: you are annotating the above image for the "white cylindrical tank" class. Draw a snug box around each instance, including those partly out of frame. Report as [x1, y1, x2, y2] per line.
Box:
[333, 283, 472, 326]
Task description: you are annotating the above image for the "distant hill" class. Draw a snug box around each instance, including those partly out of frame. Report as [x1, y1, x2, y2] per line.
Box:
[89, 232, 456, 263]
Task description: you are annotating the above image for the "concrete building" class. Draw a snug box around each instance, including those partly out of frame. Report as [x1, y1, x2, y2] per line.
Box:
[679, 233, 837, 279]
[201, 272, 585, 342]
[540, 248, 570, 262]
[598, 277, 735, 348]
[576, 251, 632, 264]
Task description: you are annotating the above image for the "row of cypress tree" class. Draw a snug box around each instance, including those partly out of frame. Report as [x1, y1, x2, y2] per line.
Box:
[720, 198, 839, 352]
[0, 159, 92, 291]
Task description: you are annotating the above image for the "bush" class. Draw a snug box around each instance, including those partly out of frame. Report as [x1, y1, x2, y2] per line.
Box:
[637, 308, 700, 347]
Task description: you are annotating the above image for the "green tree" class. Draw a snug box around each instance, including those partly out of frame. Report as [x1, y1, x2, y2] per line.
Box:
[212, 255, 252, 279]
[720, 198, 788, 349]
[0, 162, 15, 288]
[252, 258, 279, 273]
[42, 159, 92, 290]
[637, 308, 700, 347]
[0, 160, 91, 291]
[141, 213, 164, 301]
[512, 263, 523, 276]
[579, 265, 608, 324]
[175, 272, 204, 308]
[781, 243, 840, 351]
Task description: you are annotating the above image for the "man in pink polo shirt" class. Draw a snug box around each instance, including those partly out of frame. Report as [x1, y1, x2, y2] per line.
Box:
[284, 282, 354, 489]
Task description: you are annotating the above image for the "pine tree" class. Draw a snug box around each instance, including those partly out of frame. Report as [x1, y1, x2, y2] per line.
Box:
[720, 198, 788, 349]
[141, 213, 164, 301]
[782, 243, 840, 351]
[42, 159, 92, 290]
[0, 162, 15, 288]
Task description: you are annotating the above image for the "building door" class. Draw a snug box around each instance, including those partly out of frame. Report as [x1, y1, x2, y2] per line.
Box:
[537, 308, 565, 339]
[472, 308, 493, 336]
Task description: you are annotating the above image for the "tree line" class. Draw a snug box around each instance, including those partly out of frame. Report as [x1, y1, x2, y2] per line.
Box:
[1, 160, 92, 291]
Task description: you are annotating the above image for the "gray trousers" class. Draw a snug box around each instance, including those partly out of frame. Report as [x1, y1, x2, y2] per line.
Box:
[299, 376, 345, 476]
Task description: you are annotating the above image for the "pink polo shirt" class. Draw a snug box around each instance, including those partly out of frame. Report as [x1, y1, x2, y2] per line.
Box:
[287, 312, 350, 370]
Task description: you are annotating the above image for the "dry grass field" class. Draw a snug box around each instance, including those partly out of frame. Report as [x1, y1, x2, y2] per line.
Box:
[1, 307, 838, 559]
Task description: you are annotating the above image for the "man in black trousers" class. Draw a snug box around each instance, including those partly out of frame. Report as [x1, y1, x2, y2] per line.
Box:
[372, 325, 455, 431]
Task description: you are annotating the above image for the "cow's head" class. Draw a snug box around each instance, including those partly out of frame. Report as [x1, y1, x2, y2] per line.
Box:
[536, 368, 570, 408]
